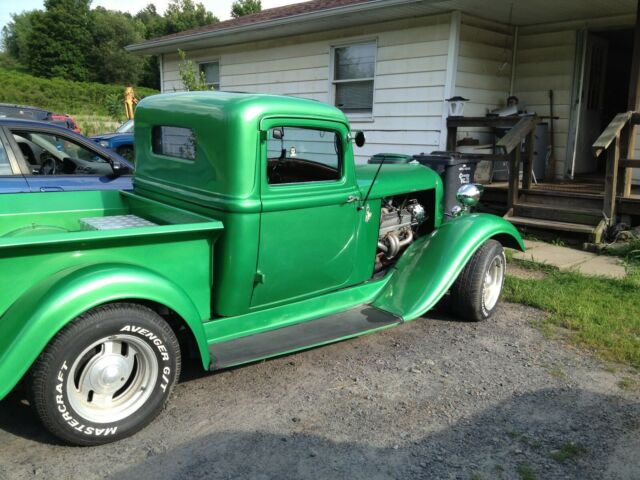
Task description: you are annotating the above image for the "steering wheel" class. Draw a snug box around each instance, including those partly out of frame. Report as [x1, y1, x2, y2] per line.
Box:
[269, 148, 287, 184]
[40, 154, 58, 175]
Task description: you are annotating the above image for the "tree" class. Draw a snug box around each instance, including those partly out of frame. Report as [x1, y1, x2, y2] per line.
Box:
[25, 0, 93, 80]
[231, 0, 262, 18]
[2, 11, 39, 67]
[164, 0, 218, 35]
[88, 8, 145, 85]
[177, 49, 211, 91]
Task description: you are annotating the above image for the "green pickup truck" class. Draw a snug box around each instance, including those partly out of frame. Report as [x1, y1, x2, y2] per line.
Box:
[0, 92, 524, 445]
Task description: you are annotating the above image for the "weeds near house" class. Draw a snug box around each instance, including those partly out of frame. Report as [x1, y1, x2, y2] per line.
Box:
[504, 260, 640, 368]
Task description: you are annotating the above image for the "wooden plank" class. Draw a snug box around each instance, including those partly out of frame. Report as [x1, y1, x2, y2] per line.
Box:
[592, 112, 633, 157]
[446, 126, 457, 151]
[620, 158, 640, 168]
[508, 150, 521, 210]
[447, 116, 520, 128]
[603, 134, 621, 222]
[495, 116, 538, 155]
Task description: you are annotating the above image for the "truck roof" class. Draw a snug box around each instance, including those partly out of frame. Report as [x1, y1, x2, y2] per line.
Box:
[134, 92, 351, 212]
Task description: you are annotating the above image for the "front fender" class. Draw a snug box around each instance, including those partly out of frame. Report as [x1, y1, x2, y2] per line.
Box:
[373, 213, 524, 320]
[0, 263, 210, 401]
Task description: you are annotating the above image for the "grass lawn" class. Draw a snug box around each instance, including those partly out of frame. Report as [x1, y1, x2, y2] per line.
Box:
[503, 254, 640, 369]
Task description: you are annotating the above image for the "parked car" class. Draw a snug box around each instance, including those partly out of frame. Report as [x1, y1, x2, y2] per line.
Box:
[0, 92, 523, 445]
[50, 113, 81, 134]
[0, 103, 52, 121]
[91, 119, 134, 161]
[0, 117, 133, 193]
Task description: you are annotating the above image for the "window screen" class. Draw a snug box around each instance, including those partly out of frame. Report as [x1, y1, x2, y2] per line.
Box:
[152, 126, 196, 161]
[333, 42, 376, 114]
[199, 61, 220, 89]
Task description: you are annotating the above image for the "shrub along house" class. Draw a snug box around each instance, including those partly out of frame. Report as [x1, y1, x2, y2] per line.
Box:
[127, 0, 640, 241]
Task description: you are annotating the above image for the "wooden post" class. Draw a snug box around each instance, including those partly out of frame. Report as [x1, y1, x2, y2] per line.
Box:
[604, 134, 621, 223]
[508, 148, 521, 209]
[446, 124, 457, 151]
[623, 0, 640, 197]
[522, 130, 534, 190]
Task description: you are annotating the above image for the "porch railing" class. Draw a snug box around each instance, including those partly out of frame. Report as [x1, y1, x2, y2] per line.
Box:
[592, 111, 640, 223]
[446, 115, 538, 210]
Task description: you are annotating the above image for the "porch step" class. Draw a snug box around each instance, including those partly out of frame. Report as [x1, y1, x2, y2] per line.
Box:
[519, 189, 604, 211]
[513, 202, 603, 226]
[505, 214, 598, 235]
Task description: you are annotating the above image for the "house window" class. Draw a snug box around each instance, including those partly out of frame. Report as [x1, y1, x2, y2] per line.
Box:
[199, 61, 220, 89]
[332, 42, 376, 115]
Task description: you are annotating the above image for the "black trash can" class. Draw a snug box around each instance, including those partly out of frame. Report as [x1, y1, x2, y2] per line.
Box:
[412, 151, 481, 215]
[368, 153, 413, 164]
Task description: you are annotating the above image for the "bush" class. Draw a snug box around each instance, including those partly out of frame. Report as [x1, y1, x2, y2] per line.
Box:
[0, 66, 158, 117]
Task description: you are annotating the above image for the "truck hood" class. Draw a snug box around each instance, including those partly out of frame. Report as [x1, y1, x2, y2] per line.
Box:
[355, 163, 442, 199]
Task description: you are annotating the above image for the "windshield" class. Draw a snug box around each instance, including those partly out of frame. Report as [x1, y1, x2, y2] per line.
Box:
[116, 120, 134, 133]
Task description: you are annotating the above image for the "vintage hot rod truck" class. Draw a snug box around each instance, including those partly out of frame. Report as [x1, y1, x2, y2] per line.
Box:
[0, 92, 524, 445]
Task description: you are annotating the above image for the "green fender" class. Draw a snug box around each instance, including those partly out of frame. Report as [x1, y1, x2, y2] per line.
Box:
[0, 263, 210, 401]
[373, 213, 525, 321]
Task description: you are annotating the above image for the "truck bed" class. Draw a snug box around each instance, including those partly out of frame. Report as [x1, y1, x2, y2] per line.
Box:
[0, 190, 224, 320]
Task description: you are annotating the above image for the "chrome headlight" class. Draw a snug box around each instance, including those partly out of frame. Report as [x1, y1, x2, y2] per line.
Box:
[456, 184, 484, 208]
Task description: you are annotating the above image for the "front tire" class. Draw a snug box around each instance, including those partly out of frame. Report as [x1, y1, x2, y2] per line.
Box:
[29, 303, 180, 446]
[450, 240, 506, 321]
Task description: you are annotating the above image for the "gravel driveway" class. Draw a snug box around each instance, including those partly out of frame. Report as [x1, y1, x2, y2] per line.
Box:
[1, 303, 638, 480]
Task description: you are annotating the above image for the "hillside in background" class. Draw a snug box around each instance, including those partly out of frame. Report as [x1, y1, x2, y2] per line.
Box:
[0, 66, 159, 135]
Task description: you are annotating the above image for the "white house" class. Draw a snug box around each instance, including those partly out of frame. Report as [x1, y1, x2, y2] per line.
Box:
[128, 0, 640, 185]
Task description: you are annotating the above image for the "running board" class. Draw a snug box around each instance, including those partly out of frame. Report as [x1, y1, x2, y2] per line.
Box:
[208, 306, 401, 370]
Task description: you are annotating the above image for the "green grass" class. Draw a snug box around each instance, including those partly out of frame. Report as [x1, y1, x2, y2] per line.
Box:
[549, 442, 588, 463]
[504, 260, 640, 368]
[516, 463, 536, 480]
[0, 66, 158, 119]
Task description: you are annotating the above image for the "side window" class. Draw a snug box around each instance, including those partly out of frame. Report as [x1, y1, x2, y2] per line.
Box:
[266, 126, 342, 185]
[152, 126, 196, 161]
[11, 130, 115, 176]
[0, 138, 12, 175]
[199, 61, 220, 90]
[332, 42, 376, 115]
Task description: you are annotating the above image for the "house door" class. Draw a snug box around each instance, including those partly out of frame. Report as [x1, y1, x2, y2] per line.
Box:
[571, 33, 608, 176]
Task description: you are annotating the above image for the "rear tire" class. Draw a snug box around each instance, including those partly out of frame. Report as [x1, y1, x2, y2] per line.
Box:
[450, 240, 505, 321]
[29, 303, 180, 446]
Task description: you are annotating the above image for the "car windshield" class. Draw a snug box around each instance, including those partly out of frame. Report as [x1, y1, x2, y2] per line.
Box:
[116, 120, 134, 133]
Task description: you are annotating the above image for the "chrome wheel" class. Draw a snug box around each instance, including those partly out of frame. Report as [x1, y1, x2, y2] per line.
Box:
[66, 334, 158, 424]
[482, 255, 504, 312]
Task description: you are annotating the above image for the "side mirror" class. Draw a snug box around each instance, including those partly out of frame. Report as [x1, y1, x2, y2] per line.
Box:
[110, 159, 123, 177]
[272, 128, 284, 140]
[456, 184, 484, 208]
[354, 131, 366, 148]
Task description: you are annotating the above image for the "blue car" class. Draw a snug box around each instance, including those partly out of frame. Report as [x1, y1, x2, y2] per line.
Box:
[0, 118, 133, 194]
[91, 119, 135, 162]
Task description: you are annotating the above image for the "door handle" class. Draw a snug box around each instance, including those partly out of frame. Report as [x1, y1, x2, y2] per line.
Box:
[40, 187, 64, 192]
[346, 195, 359, 203]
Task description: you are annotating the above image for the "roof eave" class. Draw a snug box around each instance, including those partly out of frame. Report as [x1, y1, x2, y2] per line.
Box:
[125, 0, 425, 55]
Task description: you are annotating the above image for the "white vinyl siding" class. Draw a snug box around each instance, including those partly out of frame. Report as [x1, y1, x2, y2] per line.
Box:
[453, 15, 514, 145]
[514, 29, 576, 179]
[161, 14, 451, 164]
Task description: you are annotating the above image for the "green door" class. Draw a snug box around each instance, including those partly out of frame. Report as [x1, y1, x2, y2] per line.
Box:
[251, 119, 361, 309]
